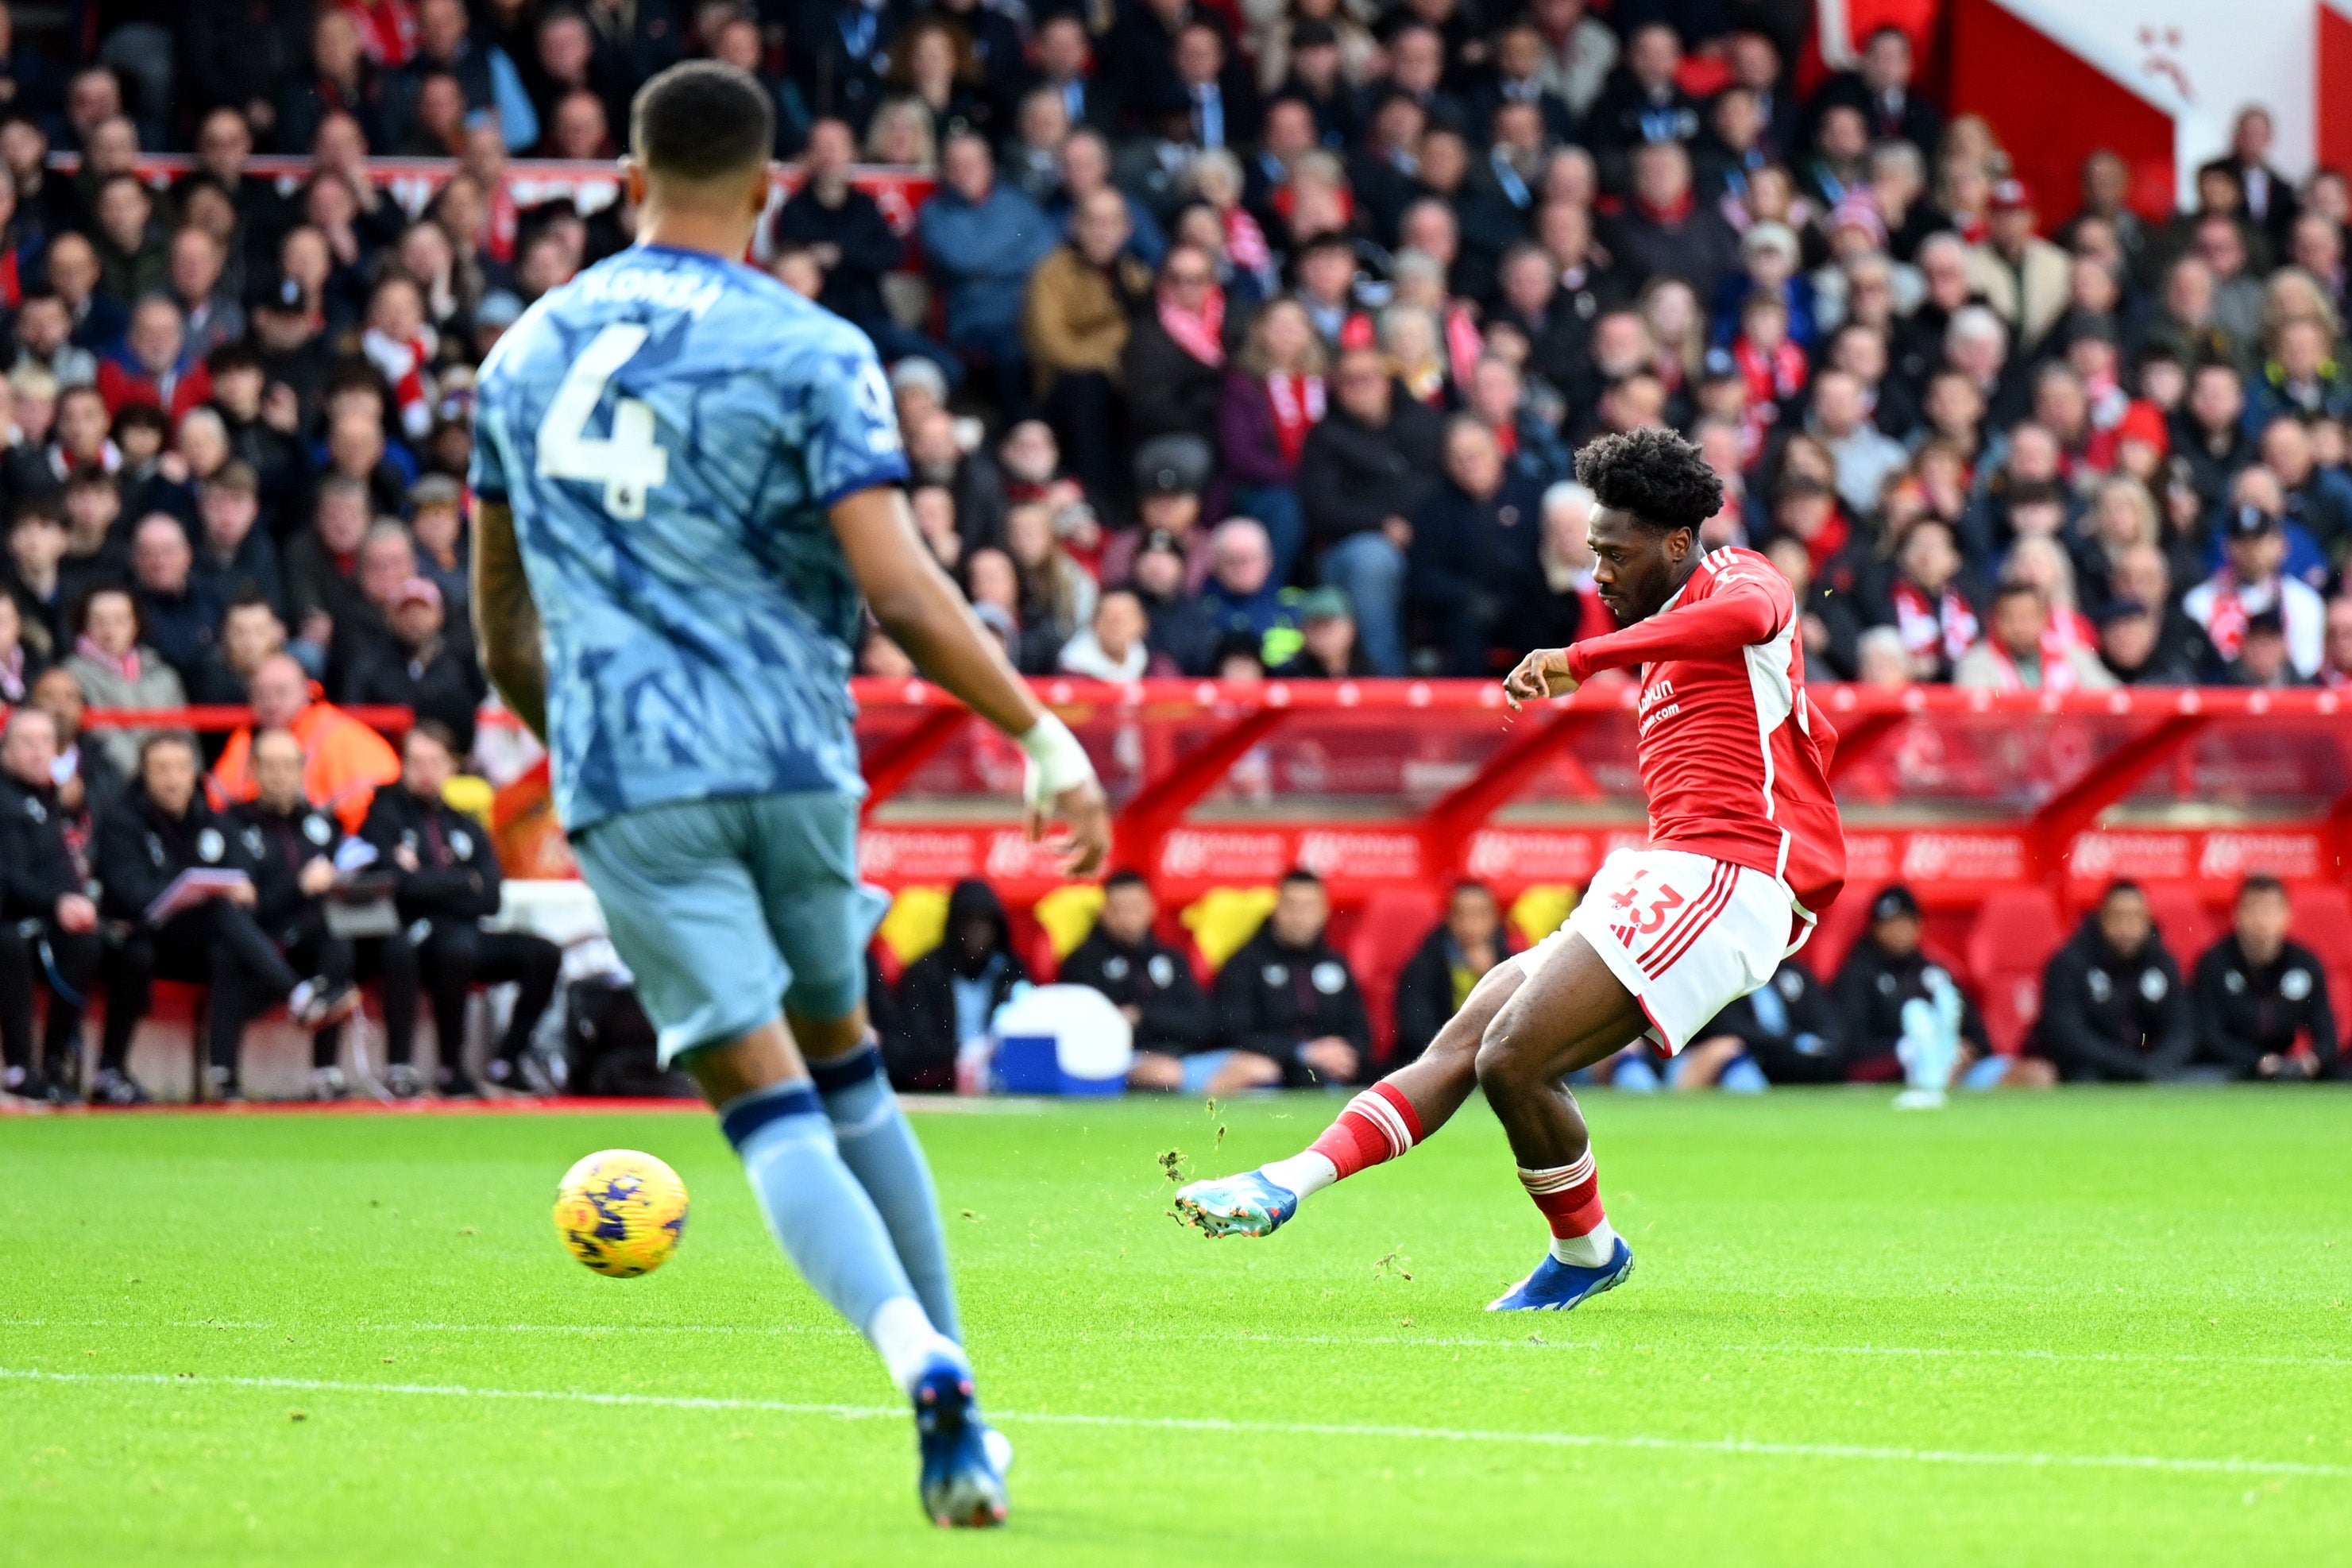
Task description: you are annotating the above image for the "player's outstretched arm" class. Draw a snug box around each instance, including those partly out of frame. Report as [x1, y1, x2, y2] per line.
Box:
[1503, 647, 1578, 709]
[830, 485, 1110, 875]
[473, 500, 549, 745]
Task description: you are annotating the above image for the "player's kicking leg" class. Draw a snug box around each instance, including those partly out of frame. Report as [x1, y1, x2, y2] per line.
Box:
[1172, 956, 1529, 1237]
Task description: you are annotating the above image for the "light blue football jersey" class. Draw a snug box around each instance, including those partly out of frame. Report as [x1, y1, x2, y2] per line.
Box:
[471, 244, 909, 832]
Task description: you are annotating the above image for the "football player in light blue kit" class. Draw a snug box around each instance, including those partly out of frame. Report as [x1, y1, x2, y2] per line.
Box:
[468, 61, 1110, 1528]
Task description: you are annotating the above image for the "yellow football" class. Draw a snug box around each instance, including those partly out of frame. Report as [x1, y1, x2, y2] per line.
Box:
[554, 1149, 689, 1277]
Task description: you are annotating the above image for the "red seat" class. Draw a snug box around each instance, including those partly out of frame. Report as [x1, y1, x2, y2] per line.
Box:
[1342, 889, 1444, 1064]
[2142, 888, 2218, 970]
[1803, 882, 1879, 980]
[1964, 888, 2067, 1056]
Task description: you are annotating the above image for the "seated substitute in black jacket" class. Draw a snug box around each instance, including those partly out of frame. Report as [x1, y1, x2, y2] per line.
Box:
[231, 726, 423, 1101]
[1211, 870, 1369, 1088]
[1392, 881, 1513, 1071]
[1060, 870, 1214, 1091]
[2190, 875, 2342, 1080]
[1689, 957, 1846, 1086]
[1830, 885, 1991, 1083]
[95, 731, 346, 1104]
[886, 879, 1029, 1092]
[358, 722, 560, 1097]
[0, 705, 101, 1102]
[2034, 882, 2193, 1082]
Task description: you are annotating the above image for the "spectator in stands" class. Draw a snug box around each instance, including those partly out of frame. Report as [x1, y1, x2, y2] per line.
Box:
[0, 591, 34, 701]
[1058, 871, 1216, 1090]
[1122, 243, 1229, 450]
[1515, 481, 1610, 653]
[14, 290, 94, 388]
[1391, 881, 1510, 1070]
[2185, 505, 2328, 679]
[1953, 582, 2115, 691]
[1212, 868, 1368, 1087]
[403, 0, 537, 151]
[0, 705, 99, 1102]
[920, 131, 1055, 414]
[2322, 594, 2352, 686]
[125, 512, 218, 686]
[95, 730, 352, 1103]
[64, 585, 187, 777]
[770, 118, 952, 380]
[1216, 295, 1324, 584]
[358, 720, 558, 1095]
[1130, 526, 1215, 675]
[1022, 186, 1151, 489]
[344, 575, 484, 752]
[1298, 346, 1442, 676]
[188, 461, 280, 614]
[210, 651, 401, 833]
[189, 588, 285, 707]
[6, 500, 70, 656]
[1272, 585, 1366, 678]
[98, 295, 210, 425]
[2035, 881, 2194, 1082]
[1409, 415, 1541, 676]
[283, 474, 373, 643]
[886, 877, 1029, 1093]
[1612, 141, 1737, 300]
[2190, 875, 2341, 1081]
[1058, 586, 1164, 682]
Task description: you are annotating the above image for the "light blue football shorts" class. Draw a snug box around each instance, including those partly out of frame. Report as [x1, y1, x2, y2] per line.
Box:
[571, 791, 890, 1065]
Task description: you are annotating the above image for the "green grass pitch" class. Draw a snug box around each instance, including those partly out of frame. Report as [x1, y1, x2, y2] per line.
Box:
[4, 1089, 2349, 1566]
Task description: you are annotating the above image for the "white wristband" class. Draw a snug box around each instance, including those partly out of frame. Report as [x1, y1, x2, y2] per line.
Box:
[1016, 712, 1095, 809]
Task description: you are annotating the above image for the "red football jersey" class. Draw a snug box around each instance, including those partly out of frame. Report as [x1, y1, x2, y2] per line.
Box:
[1562, 547, 1848, 918]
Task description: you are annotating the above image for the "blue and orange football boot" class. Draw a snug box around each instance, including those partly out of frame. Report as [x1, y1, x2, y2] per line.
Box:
[1171, 1171, 1300, 1238]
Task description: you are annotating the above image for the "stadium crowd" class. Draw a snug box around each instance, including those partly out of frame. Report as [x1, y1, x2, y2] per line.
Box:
[0, 0, 2348, 1100]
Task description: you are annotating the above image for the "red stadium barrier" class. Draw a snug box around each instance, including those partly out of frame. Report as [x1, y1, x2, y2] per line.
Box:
[842, 678, 2352, 906]
[77, 704, 416, 733]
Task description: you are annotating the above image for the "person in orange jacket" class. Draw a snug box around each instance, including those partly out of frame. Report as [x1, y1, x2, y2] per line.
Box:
[209, 653, 401, 833]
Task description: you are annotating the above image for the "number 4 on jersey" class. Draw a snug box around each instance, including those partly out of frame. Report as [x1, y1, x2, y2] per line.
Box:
[536, 322, 670, 520]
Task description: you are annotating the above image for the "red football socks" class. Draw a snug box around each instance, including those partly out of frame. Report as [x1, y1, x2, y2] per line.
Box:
[1306, 1082, 1424, 1180]
[1517, 1150, 1606, 1239]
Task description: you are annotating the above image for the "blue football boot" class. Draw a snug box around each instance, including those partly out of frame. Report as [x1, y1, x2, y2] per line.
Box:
[1172, 1171, 1300, 1238]
[913, 1356, 1008, 1528]
[1485, 1236, 1636, 1311]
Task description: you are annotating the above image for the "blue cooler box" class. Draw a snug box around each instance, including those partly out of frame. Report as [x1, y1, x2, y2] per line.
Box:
[991, 986, 1134, 1095]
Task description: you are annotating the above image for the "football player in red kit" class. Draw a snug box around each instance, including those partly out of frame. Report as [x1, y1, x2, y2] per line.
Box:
[1175, 427, 1848, 1310]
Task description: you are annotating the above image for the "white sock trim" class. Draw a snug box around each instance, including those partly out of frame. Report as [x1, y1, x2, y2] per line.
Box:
[867, 1295, 963, 1395]
[1347, 1091, 1415, 1159]
[1548, 1217, 1619, 1269]
[1257, 1150, 1338, 1200]
[1516, 1150, 1597, 1195]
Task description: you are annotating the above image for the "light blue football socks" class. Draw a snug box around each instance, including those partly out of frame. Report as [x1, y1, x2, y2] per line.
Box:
[809, 1042, 962, 1342]
[720, 1078, 960, 1390]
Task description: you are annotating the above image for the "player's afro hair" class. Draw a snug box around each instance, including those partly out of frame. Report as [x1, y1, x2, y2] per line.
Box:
[1572, 427, 1724, 534]
[631, 61, 774, 183]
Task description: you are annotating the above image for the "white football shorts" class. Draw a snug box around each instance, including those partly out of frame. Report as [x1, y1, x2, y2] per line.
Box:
[1535, 848, 1802, 1056]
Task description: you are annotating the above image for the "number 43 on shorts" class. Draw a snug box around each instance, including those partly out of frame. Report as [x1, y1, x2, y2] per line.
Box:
[537, 322, 670, 520]
[1607, 870, 1686, 947]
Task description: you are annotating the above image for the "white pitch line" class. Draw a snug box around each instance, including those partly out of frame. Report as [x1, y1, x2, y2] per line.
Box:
[6, 1319, 2351, 1371]
[2, 1365, 2346, 1481]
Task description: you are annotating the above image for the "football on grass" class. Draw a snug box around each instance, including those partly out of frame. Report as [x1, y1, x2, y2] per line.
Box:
[554, 1149, 689, 1277]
